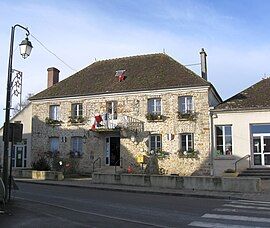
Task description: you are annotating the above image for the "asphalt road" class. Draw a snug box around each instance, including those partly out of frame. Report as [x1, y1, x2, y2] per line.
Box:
[1, 183, 270, 227]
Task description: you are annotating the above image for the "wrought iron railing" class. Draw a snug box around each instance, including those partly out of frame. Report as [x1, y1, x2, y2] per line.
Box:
[234, 154, 251, 172]
[92, 157, 101, 173]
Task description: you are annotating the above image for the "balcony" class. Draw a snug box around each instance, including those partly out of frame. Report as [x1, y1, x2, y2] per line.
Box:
[91, 113, 144, 133]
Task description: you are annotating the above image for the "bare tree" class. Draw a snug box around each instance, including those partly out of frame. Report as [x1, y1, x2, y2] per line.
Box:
[12, 93, 34, 116]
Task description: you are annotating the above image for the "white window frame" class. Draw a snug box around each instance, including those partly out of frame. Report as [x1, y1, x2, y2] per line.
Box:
[179, 96, 194, 114]
[149, 134, 162, 152]
[49, 137, 59, 153]
[215, 125, 232, 155]
[180, 133, 194, 151]
[72, 103, 83, 118]
[148, 98, 162, 115]
[106, 101, 117, 120]
[49, 105, 60, 120]
[71, 137, 83, 155]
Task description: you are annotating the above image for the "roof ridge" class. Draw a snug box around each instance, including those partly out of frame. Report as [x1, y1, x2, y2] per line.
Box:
[94, 53, 166, 64]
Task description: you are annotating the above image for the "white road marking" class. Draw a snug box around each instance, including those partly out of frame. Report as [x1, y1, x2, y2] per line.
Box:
[15, 196, 166, 228]
[214, 207, 270, 216]
[189, 221, 261, 228]
[223, 203, 270, 210]
[202, 213, 270, 223]
[237, 200, 270, 205]
[229, 200, 270, 207]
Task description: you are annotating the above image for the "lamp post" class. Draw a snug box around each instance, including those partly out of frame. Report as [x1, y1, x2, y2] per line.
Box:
[3, 24, 33, 201]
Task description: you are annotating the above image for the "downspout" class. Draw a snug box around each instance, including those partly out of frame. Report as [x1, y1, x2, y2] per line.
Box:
[209, 109, 214, 176]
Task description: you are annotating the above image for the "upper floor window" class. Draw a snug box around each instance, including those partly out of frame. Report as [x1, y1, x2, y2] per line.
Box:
[179, 96, 193, 114]
[49, 137, 59, 153]
[148, 98, 161, 115]
[106, 101, 117, 120]
[180, 133, 193, 152]
[71, 137, 83, 157]
[72, 103, 83, 118]
[49, 105, 60, 120]
[215, 125, 232, 155]
[149, 134, 162, 153]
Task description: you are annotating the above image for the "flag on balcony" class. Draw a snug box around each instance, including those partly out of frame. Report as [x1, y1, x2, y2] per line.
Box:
[91, 114, 103, 130]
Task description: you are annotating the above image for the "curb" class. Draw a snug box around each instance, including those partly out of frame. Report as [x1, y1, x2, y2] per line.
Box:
[15, 179, 244, 200]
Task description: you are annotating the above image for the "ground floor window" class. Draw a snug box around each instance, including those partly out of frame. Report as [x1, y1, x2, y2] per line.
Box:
[49, 137, 59, 154]
[71, 137, 83, 157]
[149, 134, 162, 153]
[215, 125, 232, 155]
[180, 133, 193, 152]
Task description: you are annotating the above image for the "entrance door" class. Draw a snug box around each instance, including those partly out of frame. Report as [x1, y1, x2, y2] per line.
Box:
[253, 134, 270, 166]
[105, 137, 120, 166]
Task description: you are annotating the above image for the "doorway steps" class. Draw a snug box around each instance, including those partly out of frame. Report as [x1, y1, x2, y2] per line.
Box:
[238, 168, 270, 179]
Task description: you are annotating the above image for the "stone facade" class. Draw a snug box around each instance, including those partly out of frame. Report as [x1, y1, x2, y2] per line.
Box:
[31, 87, 217, 175]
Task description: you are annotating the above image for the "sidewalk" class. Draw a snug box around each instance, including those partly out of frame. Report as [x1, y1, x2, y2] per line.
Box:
[14, 178, 270, 202]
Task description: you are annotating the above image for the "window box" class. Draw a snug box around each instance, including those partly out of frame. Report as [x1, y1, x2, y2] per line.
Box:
[178, 149, 199, 158]
[177, 111, 197, 121]
[68, 116, 85, 124]
[45, 117, 63, 125]
[145, 113, 164, 122]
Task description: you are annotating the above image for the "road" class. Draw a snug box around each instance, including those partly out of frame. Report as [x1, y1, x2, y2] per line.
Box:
[1, 182, 270, 227]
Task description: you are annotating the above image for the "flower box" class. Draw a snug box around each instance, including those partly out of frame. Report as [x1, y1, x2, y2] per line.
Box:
[177, 112, 197, 121]
[145, 113, 164, 122]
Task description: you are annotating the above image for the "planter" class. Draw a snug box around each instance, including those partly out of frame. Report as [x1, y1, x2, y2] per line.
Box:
[14, 170, 64, 180]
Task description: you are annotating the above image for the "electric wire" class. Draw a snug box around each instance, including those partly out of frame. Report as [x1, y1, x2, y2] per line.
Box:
[30, 34, 77, 72]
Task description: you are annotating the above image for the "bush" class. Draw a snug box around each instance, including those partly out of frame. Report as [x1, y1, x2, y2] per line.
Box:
[224, 168, 236, 173]
[32, 157, 51, 171]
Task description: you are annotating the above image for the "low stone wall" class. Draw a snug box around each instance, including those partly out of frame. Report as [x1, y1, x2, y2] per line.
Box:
[92, 173, 261, 193]
[14, 170, 64, 181]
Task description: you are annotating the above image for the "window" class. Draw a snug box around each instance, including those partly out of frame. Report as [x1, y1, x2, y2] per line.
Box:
[180, 133, 193, 151]
[72, 103, 83, 118]
[148, 98, 161, 115]
[71, 137, 83, 156]
[49, 105, 60, 120]
[215, 125, 232, 155]
[179, 96, 193, 113]
[49, 137, 59, 153]
[149, 134, 162, 152]
[106, 101, 117, 120]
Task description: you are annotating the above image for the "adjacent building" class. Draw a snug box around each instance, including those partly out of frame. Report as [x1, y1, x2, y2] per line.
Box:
[0, 103, 32, 169]
[212, 78, 270, 175]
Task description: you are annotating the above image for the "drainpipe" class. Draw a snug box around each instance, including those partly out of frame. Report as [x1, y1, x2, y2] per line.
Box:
[210, 109, 215, 176]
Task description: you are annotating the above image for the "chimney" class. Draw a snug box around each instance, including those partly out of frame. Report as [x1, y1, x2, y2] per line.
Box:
[200, 48, 207, 81]
[47, 67, 60, 88]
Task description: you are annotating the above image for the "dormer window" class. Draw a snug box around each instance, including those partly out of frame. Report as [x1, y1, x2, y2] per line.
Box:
[115, 70, 126, 82]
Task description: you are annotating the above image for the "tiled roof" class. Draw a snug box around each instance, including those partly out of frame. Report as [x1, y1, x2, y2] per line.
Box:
[214, 78, 270, 111]
[30, 53, 212, 100]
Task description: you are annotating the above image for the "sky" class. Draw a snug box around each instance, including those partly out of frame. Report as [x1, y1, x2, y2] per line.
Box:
[1, 0, 270, 125]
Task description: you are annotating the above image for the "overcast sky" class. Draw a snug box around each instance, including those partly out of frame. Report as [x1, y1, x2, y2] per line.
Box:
[1, 0, 270, 125]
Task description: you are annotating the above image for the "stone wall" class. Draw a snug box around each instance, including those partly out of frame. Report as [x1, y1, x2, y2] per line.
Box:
[31, 87, 213, 175]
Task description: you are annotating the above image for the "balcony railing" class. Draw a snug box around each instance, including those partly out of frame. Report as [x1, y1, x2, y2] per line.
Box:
[92, 113, 144, 133]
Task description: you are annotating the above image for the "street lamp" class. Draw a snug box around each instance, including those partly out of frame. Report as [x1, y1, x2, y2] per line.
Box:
[2, 24, 33, 201]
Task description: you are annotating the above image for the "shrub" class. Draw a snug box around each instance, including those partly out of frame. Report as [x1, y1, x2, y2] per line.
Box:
[32, 157, 51, 171]
[224, 168, 236, 173]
